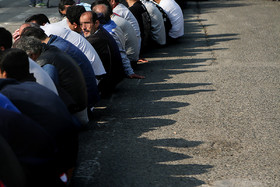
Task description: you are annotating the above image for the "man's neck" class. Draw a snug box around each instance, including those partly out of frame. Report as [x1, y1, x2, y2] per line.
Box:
[42, 37, 50, 44]
[153, 0, 160, 4]
[126, 0, 136, 7]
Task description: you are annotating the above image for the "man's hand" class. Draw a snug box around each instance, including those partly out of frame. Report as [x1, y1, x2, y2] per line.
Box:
[128, 74, 145, 79]
[12, 29, 20, 41]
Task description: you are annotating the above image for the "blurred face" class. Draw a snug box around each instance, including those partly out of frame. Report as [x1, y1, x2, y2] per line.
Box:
[80, 13, 98, 37]
[67, 19, 82, 33]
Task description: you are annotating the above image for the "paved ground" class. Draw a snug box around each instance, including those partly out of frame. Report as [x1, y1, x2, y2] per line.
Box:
[72, 1, 280, 186]
[0, 0, 279, 187]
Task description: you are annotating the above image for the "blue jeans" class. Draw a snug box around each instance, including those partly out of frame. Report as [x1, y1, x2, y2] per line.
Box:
[42, 64, 59, 85]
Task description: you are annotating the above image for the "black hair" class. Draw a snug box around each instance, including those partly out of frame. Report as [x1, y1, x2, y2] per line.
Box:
[25, 14, 50, 26]
[0, 27, 12, 50]
[66, 5, 86, 25]
[91, 0, 113, 23]
[21, 27, 48, 41]
[0, 48, 31, 81]
[90, 11, 99, 23]
[58, 0, 76, 16]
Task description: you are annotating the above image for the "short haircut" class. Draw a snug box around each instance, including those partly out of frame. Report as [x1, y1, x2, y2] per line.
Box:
[21, 27, 48, 41]
[13, 36, 43, 57]
[0, 48, 31, 81]
[58, 0, 76, 16]
[66, 5, 86, 25]
[91, 1, 112, 23]
[25, 14, 50, 26]
[0, 27, 12, 50]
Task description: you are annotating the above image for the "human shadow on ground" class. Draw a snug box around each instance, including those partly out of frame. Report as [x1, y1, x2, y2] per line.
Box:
[72, 1, 243, 187]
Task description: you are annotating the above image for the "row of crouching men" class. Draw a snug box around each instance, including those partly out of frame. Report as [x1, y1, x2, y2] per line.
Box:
[0, 0, 184, 186]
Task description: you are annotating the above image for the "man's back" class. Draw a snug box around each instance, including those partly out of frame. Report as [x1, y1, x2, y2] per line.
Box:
[141, 0, 166, 45]
[47, 34, 100, 106]
[157, 0, 184, 39]
[87, 26, 124, 97]
[113, 3, 141, 47]
[128, 1, 151, 50]
[112, 14, 140, 62]
[37, 44, 88, 113]
[0, 78, 79, 172]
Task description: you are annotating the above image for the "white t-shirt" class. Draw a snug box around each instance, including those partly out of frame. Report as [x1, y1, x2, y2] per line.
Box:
[41, 24, 106, 76]
[112, 14, 140, 62]
[51, 18, 69, 29]
[29, 58, 58, 95]
[141, 0, 166, 45]
[159, 0, 184, 39]
[113, 3, 142, 49]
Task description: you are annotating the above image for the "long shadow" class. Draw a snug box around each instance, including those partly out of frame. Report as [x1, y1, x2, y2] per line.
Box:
[71, 1, 244, 187]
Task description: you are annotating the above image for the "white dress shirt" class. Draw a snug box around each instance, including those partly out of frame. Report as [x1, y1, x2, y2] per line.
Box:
[158, 0, 184, 39]
[29, 58, 58, 95]
[141, 0, 166, 45]
[41, 24, 106, 76]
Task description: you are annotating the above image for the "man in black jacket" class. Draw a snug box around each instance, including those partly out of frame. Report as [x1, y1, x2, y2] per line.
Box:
[126, 0, 151, 52]
[80, 11, 124, 97]
[13, 36, 89, 123]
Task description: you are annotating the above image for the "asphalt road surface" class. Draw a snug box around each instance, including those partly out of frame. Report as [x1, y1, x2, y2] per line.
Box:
[0, 0, 279, 187]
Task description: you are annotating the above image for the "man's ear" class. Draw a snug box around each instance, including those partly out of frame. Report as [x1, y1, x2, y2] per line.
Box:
[95, 20, 100, 29]
[29, 53, 40, 61]
[0, 70, 7, 78]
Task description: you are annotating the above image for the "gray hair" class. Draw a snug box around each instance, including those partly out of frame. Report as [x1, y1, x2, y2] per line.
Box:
[13, 36, 43, 57]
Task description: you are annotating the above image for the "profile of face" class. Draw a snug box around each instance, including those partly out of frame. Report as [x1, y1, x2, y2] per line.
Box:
[80, 13, 98, 37]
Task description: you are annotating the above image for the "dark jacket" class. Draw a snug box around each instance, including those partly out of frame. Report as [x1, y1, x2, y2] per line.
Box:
[48, 34, 100, 107]
[0, 78, 78, 172]
[129, 1, 151, 50]
[87, 26, 124, 96]
[38, 44, 88, 113]
[0, 109, 62, 187]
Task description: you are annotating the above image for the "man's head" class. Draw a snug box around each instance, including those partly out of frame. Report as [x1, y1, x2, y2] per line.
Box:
[0, 27, 12, 51]
[0, 48, 31, 81]
[66, 5, 86, 33]
[80, 11, 100, 37]
[25, 14, 50, 26]
[13, 36, 43, 61]
[20, 26, 48, 41]
[105, 0, 119, 8]
[91, 3, 113, 24]
[13, 22, 39, 42]
[58, 0, 76, 16]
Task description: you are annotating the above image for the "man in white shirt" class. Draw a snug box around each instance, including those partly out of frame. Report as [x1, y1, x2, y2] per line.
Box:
[152, 0, 184, 39]
[41, 23, 106, 79]
[92, 3, 144, 79]
[105, 0, 142, 49]
[111, 14, 140, 63]
[141, 0, 166, 45]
